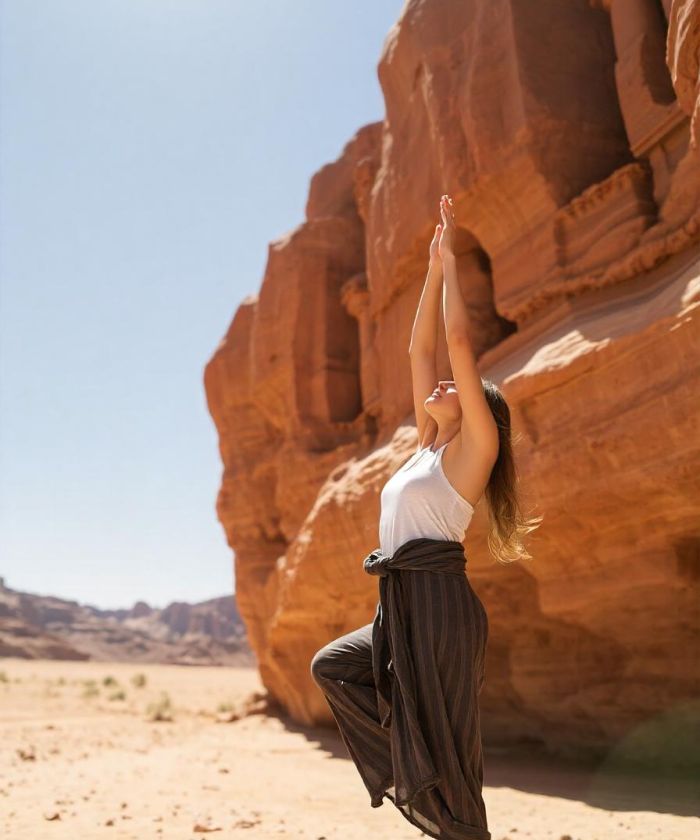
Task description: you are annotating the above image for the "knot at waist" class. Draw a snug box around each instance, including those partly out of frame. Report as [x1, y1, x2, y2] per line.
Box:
[363, 536, 467, 578]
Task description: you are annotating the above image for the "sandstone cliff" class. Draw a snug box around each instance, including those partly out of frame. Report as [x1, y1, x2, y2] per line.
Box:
[204, 0, 700, 768]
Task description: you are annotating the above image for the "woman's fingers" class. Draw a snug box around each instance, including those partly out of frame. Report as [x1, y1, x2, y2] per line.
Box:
[440, 194, 455, 227]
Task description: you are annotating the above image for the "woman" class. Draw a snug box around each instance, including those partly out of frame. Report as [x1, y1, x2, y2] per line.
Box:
[310, 195, 541, 840]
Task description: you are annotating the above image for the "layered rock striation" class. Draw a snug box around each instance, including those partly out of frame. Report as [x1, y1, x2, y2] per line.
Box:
[204, 0, 700, 766]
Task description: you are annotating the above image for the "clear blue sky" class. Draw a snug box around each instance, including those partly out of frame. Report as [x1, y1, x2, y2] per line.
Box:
[0, 0, 402, 609]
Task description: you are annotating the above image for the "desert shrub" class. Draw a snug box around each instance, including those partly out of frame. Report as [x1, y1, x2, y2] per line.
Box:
[108, 689, 126, 702]
[146, 691, 173, 722]
[82, 680, 99, 699]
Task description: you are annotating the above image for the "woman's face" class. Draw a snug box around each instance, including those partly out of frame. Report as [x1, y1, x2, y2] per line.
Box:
[424, 380, 461, 422]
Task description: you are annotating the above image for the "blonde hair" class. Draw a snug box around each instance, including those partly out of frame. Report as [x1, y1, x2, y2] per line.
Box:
[481, 378, 543, 564]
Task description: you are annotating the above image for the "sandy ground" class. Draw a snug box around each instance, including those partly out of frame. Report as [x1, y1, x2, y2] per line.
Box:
[0, 658, 697, 840]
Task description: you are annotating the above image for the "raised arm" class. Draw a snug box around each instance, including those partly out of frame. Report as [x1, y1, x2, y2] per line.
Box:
[439, 196, 499, 459]
[408, 224, 443, 450]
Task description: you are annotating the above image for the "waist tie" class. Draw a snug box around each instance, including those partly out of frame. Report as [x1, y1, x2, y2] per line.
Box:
[362, 537, 467, 735]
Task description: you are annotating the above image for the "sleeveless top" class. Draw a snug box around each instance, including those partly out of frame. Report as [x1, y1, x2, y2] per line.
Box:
[379, 442, 475, 557]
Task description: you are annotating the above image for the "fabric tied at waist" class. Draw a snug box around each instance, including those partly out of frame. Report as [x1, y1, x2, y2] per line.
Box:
[362, 537, 468, 803]
[363, 537, 467, 580]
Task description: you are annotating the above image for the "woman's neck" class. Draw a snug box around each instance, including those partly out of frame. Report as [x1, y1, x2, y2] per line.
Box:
[428, 425, 460, 452]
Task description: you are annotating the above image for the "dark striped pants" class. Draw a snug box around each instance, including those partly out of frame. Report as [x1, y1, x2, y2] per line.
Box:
[310, 621, 395, 802]
[308, 590, 491, 840]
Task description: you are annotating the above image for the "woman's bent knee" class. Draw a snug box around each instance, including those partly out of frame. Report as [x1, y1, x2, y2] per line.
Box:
[310, 646, 330, 687]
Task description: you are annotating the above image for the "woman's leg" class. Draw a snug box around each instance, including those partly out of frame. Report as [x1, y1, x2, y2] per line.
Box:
[310, 621, 393, 806]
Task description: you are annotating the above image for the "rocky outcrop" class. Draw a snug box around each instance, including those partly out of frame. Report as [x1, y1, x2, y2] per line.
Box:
[204, 0, 700, 768]
[0, 578, 254, 666]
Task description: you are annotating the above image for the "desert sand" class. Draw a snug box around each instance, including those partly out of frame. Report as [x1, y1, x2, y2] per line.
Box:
[1, 658, 696, 839]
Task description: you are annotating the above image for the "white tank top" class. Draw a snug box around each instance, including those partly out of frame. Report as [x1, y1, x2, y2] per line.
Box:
[379, 442, 475, 557]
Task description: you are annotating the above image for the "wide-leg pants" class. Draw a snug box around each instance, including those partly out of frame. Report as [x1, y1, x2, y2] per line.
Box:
[310, 622, 395, 802]
[309, 602, 491, 840]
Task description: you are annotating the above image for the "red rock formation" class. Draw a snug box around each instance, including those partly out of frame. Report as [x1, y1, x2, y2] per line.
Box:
[204, 0, 700, 767]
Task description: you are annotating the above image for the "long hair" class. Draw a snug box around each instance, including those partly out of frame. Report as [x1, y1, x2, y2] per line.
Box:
[481, 378, 542, 564]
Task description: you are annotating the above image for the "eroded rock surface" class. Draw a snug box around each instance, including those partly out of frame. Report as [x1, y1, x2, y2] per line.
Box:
[204, 0, 700, 765]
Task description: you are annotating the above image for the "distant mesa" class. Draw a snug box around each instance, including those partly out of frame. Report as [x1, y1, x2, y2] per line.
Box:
[0, 581, 255, 666]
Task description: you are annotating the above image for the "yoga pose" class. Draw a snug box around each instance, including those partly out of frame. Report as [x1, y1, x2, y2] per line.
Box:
[311, 195, 540, 840]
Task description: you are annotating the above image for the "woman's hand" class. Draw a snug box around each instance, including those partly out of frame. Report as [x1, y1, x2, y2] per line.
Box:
[438, 194, 455, 259]
[429, 221, 442, 266]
